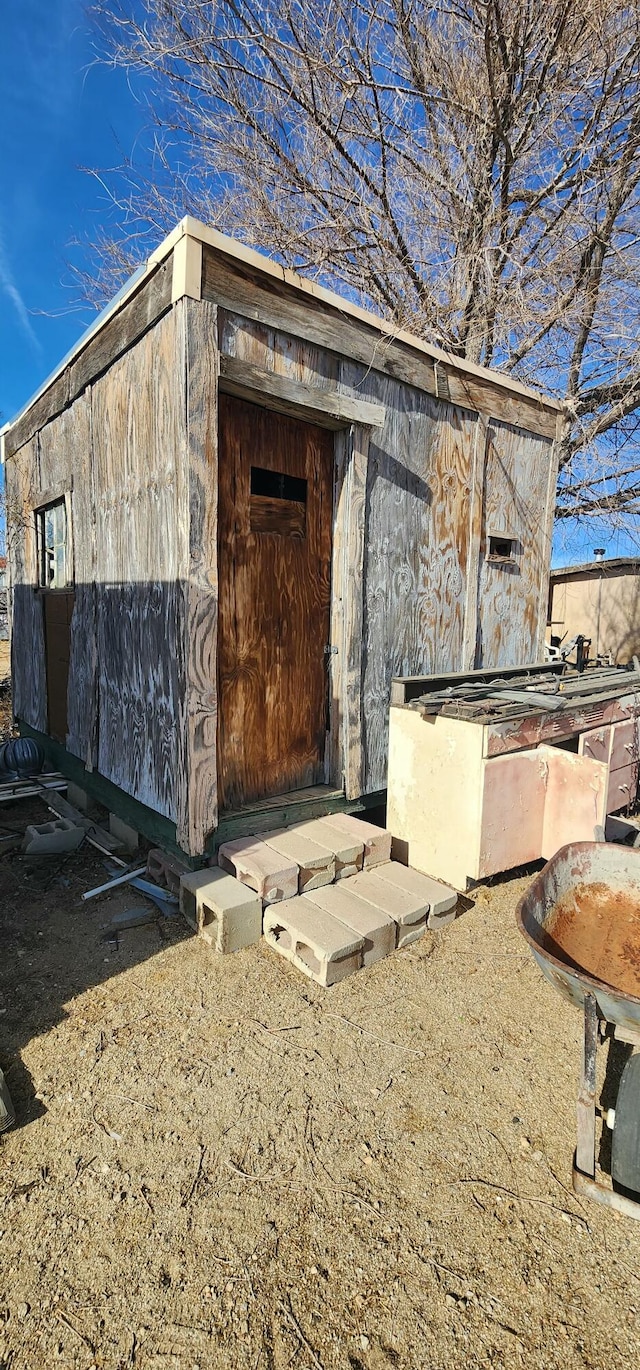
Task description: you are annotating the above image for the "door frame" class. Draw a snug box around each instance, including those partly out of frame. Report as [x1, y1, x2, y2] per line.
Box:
[217, 373, 378, 804]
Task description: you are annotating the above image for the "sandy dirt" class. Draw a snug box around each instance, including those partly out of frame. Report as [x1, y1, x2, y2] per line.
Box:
[1, 800, 640, 1370]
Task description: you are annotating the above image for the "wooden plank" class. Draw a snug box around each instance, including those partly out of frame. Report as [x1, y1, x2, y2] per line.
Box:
[462, 413, 487, 668]
[178, 297, 220, 854]
[69, 259, 173, 405]
[217, 392, 334, 811]
[327, 428, 348, 787]
[342, 422, 369, 800]
[4, 263, 173, 457]
[6, 436, 48, 731]
[390, 660, 562, 706]
[203, 247, 558, 438]
[37, 787, 122, 852]
[4, 371, 70, 459]
[576, 994, 598, 1178]
[535, 411, 562, 659]
[219, 354, 385, 429]
[91, 308, 187, 824]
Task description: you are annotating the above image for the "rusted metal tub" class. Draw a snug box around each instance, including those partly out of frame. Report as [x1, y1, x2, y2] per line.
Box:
[517, 842, 640, 1218]
[517, 841, 640, 1035]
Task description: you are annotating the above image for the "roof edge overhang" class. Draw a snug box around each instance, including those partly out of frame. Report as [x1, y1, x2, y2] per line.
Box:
[2, 214, 561, 456]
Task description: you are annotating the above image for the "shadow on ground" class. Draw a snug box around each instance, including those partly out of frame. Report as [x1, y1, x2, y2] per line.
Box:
[0, 796, 192, 1132]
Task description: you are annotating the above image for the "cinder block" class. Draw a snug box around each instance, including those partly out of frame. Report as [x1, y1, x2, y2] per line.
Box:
[263, 897, 363, 986]
[180, 868, 262, 952]
[304, 883, 396, 967]
[218, 837, 298, 903]
[294, 818, 364, 879]
[374, 862, 458, 928]
[258, 828, 335, 892]
[22, 819, 85, 855]
[109, 813, 139, 853]
[147, 847, 191, 896]
[605, 814, 640, 846]
[323, 812, 392, 868]
[346, 869, 428, 947]
[66, 782, 90, 813]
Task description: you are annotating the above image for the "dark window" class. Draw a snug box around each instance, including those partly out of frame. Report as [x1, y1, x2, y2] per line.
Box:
[488, 535, 515, 562]
[36, 500, 69, 588]
[250, 467, 307, 504]
[250, 466, 307, 537]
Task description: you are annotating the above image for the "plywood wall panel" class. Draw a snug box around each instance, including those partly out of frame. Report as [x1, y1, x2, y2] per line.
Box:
[179, 297, 220, 854]
[38, 395, 98, 766]
[91, 310, 187, 822]
[338, 362, 478, 793]
[476, 421, 554, 668]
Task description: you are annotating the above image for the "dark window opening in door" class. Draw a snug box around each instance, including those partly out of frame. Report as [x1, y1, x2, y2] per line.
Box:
[250, 465, 308, 536]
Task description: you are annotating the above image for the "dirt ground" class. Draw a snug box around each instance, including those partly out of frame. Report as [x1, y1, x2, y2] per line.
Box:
[1, 814, 640, 1370]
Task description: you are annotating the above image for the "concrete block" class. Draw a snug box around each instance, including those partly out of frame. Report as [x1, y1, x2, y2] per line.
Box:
[605, 814, 640, 846]
[263, 897, 363, 986]
[180, 868, 262, 952]
[66, 782, 90, 813]
[323, 812, 392, 868]
[346, 869, 428, 947]
[258, 828, 335, 892]
[218, 837, 298, 903]
[22, 819, 85, 855]
[109, 813, 139, 853]
[304, 883, 396, 967]
[374, 862, 458, 928]
[294, 818, 364, 879]
[147, 847, 191, 895]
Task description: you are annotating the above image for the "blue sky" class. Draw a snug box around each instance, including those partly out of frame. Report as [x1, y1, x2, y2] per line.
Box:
[0, 1, 636, 569]
[0, 0, 149, 426]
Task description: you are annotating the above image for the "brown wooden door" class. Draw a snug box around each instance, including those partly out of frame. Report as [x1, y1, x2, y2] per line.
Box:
[43, 591, 74, 743]
[218, 394, 333, 810]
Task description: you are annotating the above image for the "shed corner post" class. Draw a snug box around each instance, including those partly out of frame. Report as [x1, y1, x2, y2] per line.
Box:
[340, 420, 371, 801]
[536, 410, 563, 660]
[462, 411, 488, 670]
[177, 293, 220, 856]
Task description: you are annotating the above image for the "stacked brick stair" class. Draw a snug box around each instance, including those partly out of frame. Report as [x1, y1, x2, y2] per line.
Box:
[179, 814, 458, 986]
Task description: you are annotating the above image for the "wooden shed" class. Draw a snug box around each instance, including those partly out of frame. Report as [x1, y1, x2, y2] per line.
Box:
[1, 218, 561, 857]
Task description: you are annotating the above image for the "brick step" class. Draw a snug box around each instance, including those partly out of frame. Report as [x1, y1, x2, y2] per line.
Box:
[262, 860, 458, 985]
[218, 814, 392, 897]
[183, 819, 458, 986]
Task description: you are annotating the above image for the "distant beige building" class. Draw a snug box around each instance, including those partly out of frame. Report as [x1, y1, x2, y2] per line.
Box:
[549, 557, 640, 663]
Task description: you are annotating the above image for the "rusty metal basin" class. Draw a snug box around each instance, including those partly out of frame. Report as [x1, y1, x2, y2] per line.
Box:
[516, 842, 640, 1035]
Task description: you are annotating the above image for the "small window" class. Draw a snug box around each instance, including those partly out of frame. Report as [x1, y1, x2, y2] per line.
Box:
[488, 535, 516, 563]
[37, 500, 69, 589]
[249, 466, 307, 537]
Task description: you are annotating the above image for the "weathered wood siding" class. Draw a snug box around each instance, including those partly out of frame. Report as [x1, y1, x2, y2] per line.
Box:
[39, 397, 97, 765]
[6, 305, 189, 828]
[91, 309, 188, 822]
[476, 420, 554, 669]
[353, 373, 479, 792]
[6, 436, 47, 732]
[180, 297, 220, 852]
[217, 312, 480, 794]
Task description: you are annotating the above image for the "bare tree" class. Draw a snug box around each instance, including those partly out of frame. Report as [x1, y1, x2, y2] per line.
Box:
[90, 0, 640, 522]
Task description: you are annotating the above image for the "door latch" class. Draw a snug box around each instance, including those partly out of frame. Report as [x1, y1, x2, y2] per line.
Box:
[324, 645, 338, 656]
